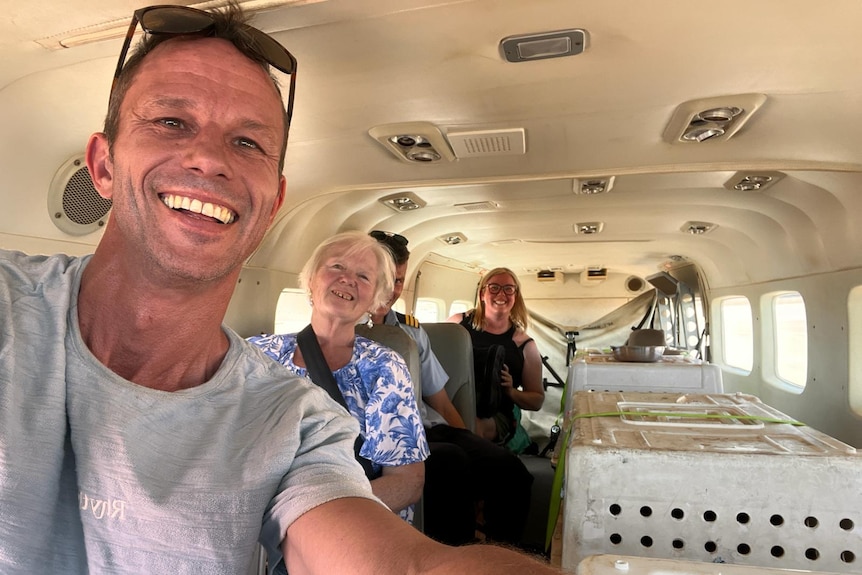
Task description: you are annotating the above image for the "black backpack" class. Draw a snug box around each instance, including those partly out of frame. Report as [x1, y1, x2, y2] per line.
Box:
[472, 344, 505, 418]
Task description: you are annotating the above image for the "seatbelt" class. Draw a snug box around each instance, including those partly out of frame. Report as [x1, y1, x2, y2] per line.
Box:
[296, 324, 380, 480]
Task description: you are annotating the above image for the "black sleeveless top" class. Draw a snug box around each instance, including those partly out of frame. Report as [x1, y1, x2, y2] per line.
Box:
[459, 313, 532, 420]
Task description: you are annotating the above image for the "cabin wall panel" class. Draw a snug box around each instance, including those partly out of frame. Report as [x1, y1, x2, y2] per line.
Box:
[711, 267, 862, 448]
[0, 60, 108, 250]
[226, 267, 298, 338]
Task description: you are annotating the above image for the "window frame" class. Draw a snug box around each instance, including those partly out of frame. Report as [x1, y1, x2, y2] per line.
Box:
[761, 290, 808, 393]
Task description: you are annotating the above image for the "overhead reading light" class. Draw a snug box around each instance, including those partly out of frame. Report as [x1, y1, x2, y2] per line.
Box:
[682, 125, 726, 143]
[574, 177, 615, 195]
[439, 233, 467, 246]
[574, 221, 604, 235]
[500, 29, 587, 63]
[369, 122, 455, 164]
[681, 221, 717, 235]
[378, 192, 426, 213]
[664, 94, 767, 144]
[724, 171, 784, 192]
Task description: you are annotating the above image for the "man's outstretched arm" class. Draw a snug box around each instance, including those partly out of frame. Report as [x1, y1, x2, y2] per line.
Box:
[284, 497, 566, 575]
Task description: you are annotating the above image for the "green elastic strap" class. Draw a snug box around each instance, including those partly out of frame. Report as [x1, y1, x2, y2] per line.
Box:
[545, 424, 569, 552]
[572, 410, 805, 426]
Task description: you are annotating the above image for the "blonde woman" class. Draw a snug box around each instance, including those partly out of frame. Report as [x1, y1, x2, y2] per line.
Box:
[447, 268, 544, 451]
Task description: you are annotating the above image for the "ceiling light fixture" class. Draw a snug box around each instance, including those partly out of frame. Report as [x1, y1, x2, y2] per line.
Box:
[574, 221, 604, 235]
[681, 221, 717, 235]
[663, 94, 767, 144]
[574, 177, 615, 195]
[500, 29, 587, 63]
[724, 171, 784, 192]
[439, 233, 467, 246]
[369, 122, 455, 164]
[378, 192, 426, 213]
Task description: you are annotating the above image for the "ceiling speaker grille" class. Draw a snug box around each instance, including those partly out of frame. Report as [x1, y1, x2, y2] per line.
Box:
[48, 155, 111, 236]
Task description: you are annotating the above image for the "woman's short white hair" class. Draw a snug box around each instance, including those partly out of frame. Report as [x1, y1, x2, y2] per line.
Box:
[299, 231, 396, 311]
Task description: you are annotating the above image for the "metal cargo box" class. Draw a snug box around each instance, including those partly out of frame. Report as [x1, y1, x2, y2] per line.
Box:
[560, 391, 860, 573]
[577, 554, 846, 575]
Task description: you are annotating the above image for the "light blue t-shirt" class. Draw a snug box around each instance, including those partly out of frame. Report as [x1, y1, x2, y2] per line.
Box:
[248, 332, 430, 522]
[0, 249, 377, 574]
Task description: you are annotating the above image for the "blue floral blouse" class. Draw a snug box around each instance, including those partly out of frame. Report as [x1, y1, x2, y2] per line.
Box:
[247, 333, 429, 523]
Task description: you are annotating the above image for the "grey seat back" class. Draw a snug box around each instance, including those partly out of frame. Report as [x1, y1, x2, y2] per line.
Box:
[354, 323, 422, 400]
[354, 323, 424, 532]
[422, 322, 476, 433]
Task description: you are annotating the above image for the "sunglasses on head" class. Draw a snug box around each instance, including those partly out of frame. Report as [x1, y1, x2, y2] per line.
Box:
[111, 5, 297, 127]
[370, 230, 408, 246]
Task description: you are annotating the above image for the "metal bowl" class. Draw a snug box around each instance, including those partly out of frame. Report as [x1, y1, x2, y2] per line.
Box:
[611, 345, 666, 362]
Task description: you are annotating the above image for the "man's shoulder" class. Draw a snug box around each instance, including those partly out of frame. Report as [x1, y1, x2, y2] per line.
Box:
[395, 311, 420, 329]
[0, 249, 83, 280]
[0, 250, 88, 303]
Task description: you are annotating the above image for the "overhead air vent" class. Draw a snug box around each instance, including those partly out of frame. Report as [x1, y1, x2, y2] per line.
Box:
[664, 93, 767, 144]
[500, 29, 587, 63]
[580, 266, 607, 286]
[446, 128, 526, 159]
[378, 192, 426, 212]
[681, 221, 717, 235]
[455, 201, 499, 212]
[369, 122, 455, 164]
[625, 276, 646, 293]
[724, 171, 784, 192]
[537, 270, 564, 283]
[574, 177, 615, 195]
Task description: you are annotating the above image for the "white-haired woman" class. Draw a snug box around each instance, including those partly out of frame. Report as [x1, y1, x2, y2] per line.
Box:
[249, 231, 428, 524]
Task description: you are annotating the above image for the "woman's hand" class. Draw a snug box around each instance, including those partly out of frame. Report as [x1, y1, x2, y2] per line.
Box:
[500, 364, 514, 397]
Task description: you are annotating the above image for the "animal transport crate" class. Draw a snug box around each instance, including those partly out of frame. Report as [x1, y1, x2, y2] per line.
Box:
[559, 391, 861, 573]
[577, 554, 847, 575]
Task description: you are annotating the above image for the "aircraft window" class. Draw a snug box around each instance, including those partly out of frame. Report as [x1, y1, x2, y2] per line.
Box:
[848, 286, 862, 416]
[765, 291, 808, 391]
[274, 288, 312, 335]
[415, 297, 444, 323]
[717, 296, 754, 373]
[448, 300, 471, 317]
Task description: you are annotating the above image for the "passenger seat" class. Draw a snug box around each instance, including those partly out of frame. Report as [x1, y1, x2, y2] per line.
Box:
[421, 322, 477, 433]
[424, 322, 553, 555]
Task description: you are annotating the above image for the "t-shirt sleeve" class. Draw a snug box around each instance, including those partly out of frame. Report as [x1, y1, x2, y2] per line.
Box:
[259, 386, 379, 568]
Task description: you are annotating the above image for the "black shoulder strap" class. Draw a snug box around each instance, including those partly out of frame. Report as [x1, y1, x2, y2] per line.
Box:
[296, 324, 347, 409]
[296, 324, 380, 480]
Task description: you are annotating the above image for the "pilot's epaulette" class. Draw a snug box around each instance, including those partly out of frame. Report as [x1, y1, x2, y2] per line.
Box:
[396, 311, 420, 328]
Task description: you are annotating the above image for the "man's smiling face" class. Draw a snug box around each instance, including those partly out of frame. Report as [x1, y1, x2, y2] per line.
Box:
[89, 37, 286, 283]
